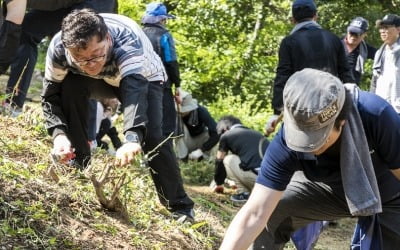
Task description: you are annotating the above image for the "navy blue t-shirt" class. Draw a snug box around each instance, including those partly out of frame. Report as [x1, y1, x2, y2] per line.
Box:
[257, 91, 400, 202]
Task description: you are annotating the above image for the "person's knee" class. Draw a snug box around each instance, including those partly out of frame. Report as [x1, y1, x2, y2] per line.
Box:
[223, 154, 240, 168]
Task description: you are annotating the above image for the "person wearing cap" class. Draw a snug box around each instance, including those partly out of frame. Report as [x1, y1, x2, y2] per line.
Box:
[342, 17, 377, 85]
[141, 3, 182, 137]
[175, 91, 219, 161]
[0, 0, 118, 117]
[265, 0, 354, 136]
[220, 68, 400, 249]
[42, 9, 195, 222]
[370, 14, 400, 114]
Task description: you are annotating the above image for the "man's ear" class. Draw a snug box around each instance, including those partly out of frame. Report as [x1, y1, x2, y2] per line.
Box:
[340, 120, 346, 130]
[312, 13, 318, 21]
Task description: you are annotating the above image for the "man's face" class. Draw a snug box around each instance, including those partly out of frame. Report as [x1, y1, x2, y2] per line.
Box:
[346, 32, 365, 46]
[311, 121, 345, 156]
[379, 25, 400, 45]
[68, 34, 110, 76]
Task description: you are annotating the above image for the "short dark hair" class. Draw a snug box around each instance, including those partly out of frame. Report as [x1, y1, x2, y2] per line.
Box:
[334, 89, 351, 130]
[292, 6, 317, 22]
[61, 8, 108, 49]
[216, 115, 242, 135]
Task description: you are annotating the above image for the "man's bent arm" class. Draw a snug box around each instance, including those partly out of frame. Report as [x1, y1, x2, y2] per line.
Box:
[220, 183, 283, 250]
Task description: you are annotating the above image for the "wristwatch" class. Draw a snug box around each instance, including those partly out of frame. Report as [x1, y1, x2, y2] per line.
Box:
[124, 133, 139, 144]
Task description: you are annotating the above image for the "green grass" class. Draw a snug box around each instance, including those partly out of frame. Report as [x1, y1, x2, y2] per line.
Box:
[0, 107, 236, 249]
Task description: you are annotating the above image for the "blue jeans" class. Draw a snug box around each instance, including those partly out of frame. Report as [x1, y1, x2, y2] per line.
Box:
[6, 0, 117, 108]
[58, 73, 194, 212]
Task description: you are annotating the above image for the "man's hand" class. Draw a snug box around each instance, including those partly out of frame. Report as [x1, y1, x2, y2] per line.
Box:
[264, 114, 282, 136]
[174, 87, 182, 104]
[115, 142, 142, 166]
[209, 180, 224, 193]
[188, 148, 203, 160]
[213, 185, 224, 194]
[52, 134, 75, 163]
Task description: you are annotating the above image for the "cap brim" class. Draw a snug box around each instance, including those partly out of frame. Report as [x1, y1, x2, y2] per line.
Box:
[376, 19, 394, 27]
[283, 116, 334, 153]
[166, 14, 176, 19]
[347, 26, 364, 34]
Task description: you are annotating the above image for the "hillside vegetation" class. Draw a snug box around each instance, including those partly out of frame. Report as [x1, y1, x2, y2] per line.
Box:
[0, 101, 356, 249]
[0, 107, 235, 249]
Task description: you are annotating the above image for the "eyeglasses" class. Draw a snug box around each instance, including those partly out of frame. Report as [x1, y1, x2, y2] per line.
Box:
[69, 42, 107, 66]
[73, 54, 106, 66]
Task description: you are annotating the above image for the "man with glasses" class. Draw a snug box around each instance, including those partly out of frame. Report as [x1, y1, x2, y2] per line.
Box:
[42, 9, 195, 222]
[370, 14, 400, 114]
[342, 17, 377, 85]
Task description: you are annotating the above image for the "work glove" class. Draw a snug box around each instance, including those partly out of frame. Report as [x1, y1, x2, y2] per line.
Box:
[115, 142, 142, 167]
[188, 148, 203, 160]
[88, 140, 97, 152]
[264, 114, 280, 136]
[52, 134, 75, 163]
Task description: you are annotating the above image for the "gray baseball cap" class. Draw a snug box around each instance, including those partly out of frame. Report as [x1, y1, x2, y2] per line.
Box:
[283, 68, 346, 152]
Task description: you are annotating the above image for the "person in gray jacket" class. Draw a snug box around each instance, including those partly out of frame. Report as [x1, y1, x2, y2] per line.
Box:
[370, 14, 400, 114]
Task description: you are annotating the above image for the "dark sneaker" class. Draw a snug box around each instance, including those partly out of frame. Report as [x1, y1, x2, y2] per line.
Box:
[171, 208, 195, 223]
[230, 192, 250, 203]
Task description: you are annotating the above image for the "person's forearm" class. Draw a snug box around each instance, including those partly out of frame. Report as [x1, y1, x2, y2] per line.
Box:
[41, 79, 68, 136]
[119, 74, 149, 141]
[220, 206, 267, 249]
[5, 0, 26, 24]
[220, 184, 282, 250]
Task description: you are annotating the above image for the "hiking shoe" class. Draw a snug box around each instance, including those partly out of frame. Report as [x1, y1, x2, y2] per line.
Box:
[171, 208, 195, 223]
[230, 192, 250, 203]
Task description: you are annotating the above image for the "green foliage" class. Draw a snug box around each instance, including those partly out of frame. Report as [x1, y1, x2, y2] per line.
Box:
[207, 91, 272, 133]
[0, 108, 237, 249]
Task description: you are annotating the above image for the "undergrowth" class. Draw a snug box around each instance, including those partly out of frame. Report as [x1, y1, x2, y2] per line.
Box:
[0, 104, 236, 249]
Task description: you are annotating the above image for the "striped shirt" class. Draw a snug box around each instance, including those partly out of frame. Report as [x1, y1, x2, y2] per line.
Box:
[45, 13, 167, 86]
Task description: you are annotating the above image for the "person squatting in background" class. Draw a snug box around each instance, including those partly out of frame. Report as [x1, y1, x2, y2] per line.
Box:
[213, 115, 269, 203]
[174, 90, 219, 161]
[95, 98, 122, 153]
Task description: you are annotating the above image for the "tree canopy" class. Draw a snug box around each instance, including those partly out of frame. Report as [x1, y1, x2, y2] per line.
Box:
[119, 0, 399, 130]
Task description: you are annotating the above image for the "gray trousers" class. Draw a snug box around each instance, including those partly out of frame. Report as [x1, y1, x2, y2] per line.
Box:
[251, 171, 400, 250]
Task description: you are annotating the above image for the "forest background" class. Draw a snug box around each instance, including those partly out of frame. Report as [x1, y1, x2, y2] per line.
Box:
[1, 1, 400, 249]
[34, 0, 400, 131]
[120, 0, 400, 131]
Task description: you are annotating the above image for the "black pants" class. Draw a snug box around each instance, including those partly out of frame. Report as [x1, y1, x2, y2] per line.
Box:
[60, 73, 194, 212]
[96, 118, 122, 150]
[161, 87, 177, 137]
[252, 171, 400, 250]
